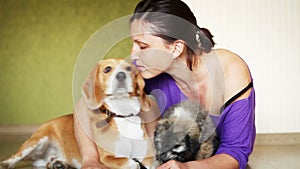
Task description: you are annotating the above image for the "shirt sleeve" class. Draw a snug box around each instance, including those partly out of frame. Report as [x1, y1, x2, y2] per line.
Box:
[215, 89, 256, 169]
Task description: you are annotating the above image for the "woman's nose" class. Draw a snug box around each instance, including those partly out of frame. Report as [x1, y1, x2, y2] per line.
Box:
[130, 46, 139, 60]
[130, 52, 139, 60]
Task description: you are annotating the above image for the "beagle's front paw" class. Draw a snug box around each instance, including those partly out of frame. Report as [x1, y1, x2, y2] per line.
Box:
[47, 159, 75, 169]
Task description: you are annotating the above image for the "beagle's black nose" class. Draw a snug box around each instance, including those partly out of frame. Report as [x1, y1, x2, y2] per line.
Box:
[116, 72, 126, 81]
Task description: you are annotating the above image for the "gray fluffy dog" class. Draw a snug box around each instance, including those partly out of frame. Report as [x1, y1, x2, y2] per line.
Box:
[154, 100, 219, 164]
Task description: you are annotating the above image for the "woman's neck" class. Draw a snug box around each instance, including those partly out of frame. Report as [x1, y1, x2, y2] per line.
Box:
[165, 58, 193, 89]
[165, 55, 208, 101]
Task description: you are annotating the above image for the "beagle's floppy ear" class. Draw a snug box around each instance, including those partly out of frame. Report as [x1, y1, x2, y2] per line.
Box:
[135, 73, 151, 112]
[82, 63, 103, 110]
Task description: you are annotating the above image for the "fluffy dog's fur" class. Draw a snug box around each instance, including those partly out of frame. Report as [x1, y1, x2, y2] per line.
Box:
[154, 100, 219, 164]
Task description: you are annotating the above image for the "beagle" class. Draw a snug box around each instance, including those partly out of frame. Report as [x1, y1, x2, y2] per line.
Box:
[0, 59, 157, 169]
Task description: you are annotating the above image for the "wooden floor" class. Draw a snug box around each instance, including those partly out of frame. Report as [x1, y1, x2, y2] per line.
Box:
[248, 144, 300, 169]
[0, 134, 300, 169]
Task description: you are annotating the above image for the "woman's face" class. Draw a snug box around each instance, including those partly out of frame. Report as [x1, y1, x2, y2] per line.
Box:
[130, 20, 174, 79]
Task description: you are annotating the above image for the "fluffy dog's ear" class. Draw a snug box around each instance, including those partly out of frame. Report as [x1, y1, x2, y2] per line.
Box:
[82, 64, 103, 110]
[135, 73, 151, 112]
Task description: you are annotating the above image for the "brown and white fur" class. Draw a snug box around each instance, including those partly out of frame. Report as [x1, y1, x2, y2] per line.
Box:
[0, 59, 156, 169]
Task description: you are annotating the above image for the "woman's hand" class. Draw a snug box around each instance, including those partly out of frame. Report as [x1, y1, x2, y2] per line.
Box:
[157, 160, 189, 169]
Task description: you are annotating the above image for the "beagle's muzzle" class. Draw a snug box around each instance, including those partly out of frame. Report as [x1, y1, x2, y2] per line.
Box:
[0, 59, 156, 169]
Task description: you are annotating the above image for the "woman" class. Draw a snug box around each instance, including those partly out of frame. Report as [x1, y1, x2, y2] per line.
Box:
[75, 0, 255, 169]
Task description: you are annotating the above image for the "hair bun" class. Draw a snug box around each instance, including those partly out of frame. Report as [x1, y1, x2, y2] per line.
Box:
[196, 27, 215, 53]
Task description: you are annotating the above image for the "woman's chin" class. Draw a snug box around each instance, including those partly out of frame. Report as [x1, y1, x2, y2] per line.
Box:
[140, 70, 162, 79]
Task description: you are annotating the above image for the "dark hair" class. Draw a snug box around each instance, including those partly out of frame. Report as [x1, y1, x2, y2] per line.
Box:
[130, 0, 215, 70]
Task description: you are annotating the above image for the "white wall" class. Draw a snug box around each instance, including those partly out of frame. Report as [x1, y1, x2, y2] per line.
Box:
[183, 0, 300, 133]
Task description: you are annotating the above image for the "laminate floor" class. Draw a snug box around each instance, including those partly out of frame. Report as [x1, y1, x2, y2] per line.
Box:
[0, 134, 299, 169]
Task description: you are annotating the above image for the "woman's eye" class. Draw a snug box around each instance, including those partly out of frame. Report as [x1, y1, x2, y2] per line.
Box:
[138, 42, 148, 50]
[103, 66, 112, 73]
[140, 45, 147, 50]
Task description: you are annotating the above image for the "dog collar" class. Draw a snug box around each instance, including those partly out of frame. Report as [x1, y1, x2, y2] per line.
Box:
[96, 106, 137, 128]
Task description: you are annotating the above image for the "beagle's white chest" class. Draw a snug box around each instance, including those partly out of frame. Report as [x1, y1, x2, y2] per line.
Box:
[104, 96, 148, 158]
[104, 96, 141, 116]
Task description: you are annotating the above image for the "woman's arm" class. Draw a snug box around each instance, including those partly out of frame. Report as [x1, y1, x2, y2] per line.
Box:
[188, 154, 238, 169]
[74, 97, 108, 169]
[157, 154, 238, 169]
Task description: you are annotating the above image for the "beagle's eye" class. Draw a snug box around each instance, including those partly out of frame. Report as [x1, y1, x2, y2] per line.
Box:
[126, 66, 132, 71]
[103, 66, 112, 73]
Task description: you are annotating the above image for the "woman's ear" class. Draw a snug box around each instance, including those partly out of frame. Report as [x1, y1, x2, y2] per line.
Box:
[171, 40, 185, 59]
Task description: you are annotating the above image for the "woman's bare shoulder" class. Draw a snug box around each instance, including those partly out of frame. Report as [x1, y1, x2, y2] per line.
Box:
[214, 48, 252, 102]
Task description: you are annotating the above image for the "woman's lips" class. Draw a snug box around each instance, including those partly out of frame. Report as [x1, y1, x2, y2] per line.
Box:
[132, 60, 146, 71]
[136, 65, 145, 70]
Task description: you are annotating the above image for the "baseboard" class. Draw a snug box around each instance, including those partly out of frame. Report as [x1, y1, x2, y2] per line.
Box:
[255, 133, 300, 145]
[0, 125, 40, 135]
[0, 125, 299, 145]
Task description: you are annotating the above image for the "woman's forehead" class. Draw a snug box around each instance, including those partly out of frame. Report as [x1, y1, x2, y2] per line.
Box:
[130, 19, 154, 37]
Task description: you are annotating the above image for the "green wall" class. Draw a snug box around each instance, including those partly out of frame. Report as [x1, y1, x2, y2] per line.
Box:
[0, 0, 139, 125]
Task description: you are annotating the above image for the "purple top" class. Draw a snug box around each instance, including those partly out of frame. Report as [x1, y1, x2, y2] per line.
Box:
[144, 73, 256, 169]
[144, 73, 187, 115]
